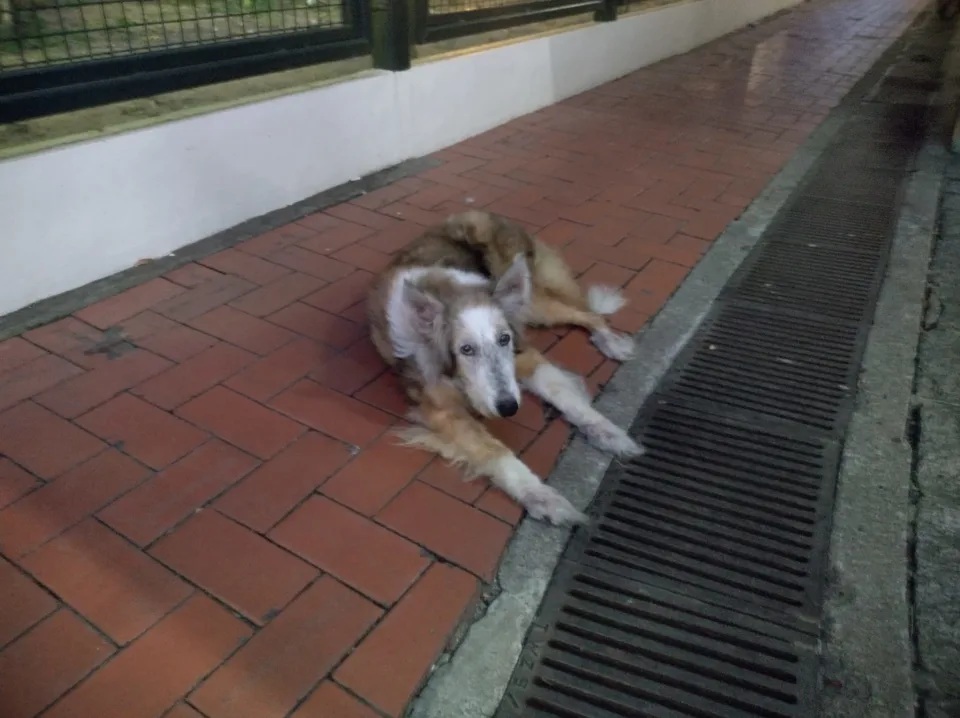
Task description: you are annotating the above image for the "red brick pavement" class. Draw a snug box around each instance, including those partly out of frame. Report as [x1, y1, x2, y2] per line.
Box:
[0, 0, 923, 715]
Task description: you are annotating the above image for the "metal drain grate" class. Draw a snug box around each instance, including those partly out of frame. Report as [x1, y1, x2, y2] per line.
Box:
[659, 304, 861, 431]
[500, 563, 818, 718]
[800, 166, 903, 205]
[497, 22, 937, 718]
[764, 197, 897, 255]
[575, 400, 838, 614]
[726, 241, 888, 322]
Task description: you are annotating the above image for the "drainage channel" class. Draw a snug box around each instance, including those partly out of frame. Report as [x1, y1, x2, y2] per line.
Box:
[494, 21, 946, 718]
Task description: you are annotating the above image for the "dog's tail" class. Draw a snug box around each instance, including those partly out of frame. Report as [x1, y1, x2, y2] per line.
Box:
[587, 285, 627, 316]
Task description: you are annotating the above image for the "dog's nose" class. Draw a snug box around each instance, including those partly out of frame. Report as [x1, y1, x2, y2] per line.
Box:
[495, 397, 519, 417]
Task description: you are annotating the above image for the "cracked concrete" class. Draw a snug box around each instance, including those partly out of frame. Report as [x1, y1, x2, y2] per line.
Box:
[912, 155, 960, 718]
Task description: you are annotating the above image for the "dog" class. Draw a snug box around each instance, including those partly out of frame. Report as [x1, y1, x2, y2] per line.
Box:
[367, 210, 643, 526]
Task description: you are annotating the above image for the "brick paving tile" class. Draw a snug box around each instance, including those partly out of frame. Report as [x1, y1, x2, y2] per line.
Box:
[74, 278, 185, 329]
[359, 220, 431, 254]
[473, 485, 524, 525]
[151, 509, 317, 624]
[0, 2, 925, 715]
[326, 204, 401, 231]
[310, 338, 386, 395]
[331, 244, 393, 273]
[353, 371, 408, 418]
[236, 222, 318, 257]
[33, 349, 171, 419]
[416, 457, 487, 504]
[271, 378, 393, 447]
[269, 245, 355, 281]
[43, 595, 251, 718]
[98, 440, 258, 546]
[0, 557, 57, 648]
[0, 402, 104, 480]
[132, 342, 255, 410]
[224, 337, 335, 402]
[271, 496, 429, 605]
[215, 431, 352, 532]
[302, 270, 374, 315]
[521, 418, 573, 478]
[120, 311, 218, 363]
[0, 610, 114, 718]
[164, 263, 223, 288]
[21, 519, 192, 644]
[378, 482, 512, 580]
[297, 221, 376, 254]
[268, 301, 365, 348]
[164, 703, 207, 718]
[0, 450, 148, 558]
[0, 353, 84, 411]
[229, 272, 327, 318]
[198, 248, 291, 285]
[189, 576, 381, 718]
[0, 336, 45, 372]
[187, 305, 296, 355]
[153, 275, 256, 323]
[0, 458, 40, 510]
[290, 682, 380, 718]
[77, 393, 207, 470]
[320, 429, 432, 515]
[487, 416, 539, 454]
[177, 386, 305, 459]
[335, 563, 479, 717]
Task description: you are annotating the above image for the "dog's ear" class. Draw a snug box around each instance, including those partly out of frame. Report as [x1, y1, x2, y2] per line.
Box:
[493, 253, 531, 320]
[402, 280, 444, 337]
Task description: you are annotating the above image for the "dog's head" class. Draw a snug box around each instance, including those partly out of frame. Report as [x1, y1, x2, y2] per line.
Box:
[402, 254, 530, 418]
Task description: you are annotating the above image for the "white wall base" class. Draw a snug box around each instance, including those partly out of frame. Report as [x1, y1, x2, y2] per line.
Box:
[0, 0, 799, 318]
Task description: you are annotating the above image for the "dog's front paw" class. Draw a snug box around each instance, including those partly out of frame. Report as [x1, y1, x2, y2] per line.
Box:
[583, 420, 644, 458]
[521, 484, 587, 526]
[591, 329, 635, 361]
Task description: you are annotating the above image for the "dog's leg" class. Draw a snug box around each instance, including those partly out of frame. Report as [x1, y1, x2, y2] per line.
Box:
[516, 349, 643, 457]
[398, 380, 587, 526]
[529, 242, 634, 360]
[529, 295, 635, 361]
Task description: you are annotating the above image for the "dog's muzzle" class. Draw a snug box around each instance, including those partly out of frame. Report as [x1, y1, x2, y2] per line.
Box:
[495, 397, 519, 417]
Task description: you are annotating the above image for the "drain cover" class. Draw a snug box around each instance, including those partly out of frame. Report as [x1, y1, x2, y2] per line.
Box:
[496, 19, 936, 718]
[500, 563, 818, 718]
[576, 400, 839, 614]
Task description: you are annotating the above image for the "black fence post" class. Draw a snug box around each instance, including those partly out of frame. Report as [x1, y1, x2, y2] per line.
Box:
[371, 0, 413, 71]
[595, 0, 618, 22]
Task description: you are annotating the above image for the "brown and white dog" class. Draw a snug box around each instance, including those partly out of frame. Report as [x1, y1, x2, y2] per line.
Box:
[367, 211, 643, 526]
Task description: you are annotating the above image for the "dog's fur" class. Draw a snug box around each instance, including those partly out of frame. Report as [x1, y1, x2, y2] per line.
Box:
[367, 210, 642, 526]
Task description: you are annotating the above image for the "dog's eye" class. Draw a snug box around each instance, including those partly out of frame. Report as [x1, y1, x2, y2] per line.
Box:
[498, 333, 511, 347]
[460, 344, 475, 356]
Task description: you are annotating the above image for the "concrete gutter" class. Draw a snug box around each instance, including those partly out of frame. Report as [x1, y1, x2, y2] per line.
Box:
[407, 15, 928, 718]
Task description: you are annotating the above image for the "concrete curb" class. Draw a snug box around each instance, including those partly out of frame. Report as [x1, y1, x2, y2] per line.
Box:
[819, 141, 947, 718]
[819, 24, 958, 718]
[407, 16, 924, 716]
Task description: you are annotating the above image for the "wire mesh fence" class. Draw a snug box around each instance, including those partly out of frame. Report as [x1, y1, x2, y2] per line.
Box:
[0, 0, 348, 70]
[1, 0, 631, 121]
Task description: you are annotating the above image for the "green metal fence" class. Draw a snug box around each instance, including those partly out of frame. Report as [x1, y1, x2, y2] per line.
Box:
[1, 0, 626, 122]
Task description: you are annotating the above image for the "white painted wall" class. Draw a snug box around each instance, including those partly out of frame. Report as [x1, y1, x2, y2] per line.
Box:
[0, 0, 800, 318]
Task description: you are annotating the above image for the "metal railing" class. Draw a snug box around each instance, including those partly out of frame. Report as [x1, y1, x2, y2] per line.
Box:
[414, 0, 605, 43]
[1, 0, 622, 122]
